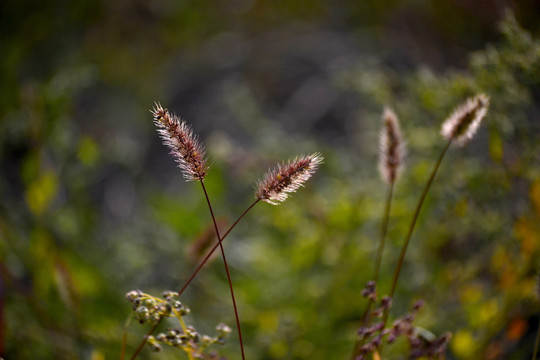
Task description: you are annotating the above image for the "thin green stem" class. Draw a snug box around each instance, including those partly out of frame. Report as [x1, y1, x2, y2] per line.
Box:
[375, 140, 451, 358]
[532, 319, 540, 360]
[121, 314, 133, 360]
[351, 182, 395, 359]
[200, 180, 246, 360]
[388, 140, 451, 300]
[374, 182, 394, 284]
[382, 139, 452, 334]
[178, 198, 260, 296]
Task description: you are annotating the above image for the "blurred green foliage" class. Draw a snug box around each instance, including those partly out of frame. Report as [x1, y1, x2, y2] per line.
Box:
[1, 1, 540, 359]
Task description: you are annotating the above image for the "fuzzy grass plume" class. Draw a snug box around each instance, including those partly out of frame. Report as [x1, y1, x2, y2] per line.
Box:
[151, 102, 208, 181]
[379, 107, 406, 185]
[256, 153, 323, 205]
[372, 107, 406, 286]
[441, 94, 489, 146]
[383, 94, 490, 345]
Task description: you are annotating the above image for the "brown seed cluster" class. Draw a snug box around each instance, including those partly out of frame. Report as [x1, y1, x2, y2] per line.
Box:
[151, 103, 208, 181]
[256, 153, 323, 205]
[379, 107, 406, 185]
[441, 94, 490, 146]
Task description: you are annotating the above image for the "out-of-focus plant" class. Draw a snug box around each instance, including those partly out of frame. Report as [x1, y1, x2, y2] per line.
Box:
[124, 290, 231, 359]
[2, 4, 540, 359]
[336, 12, 540, 359]
[352, 93, 489, 359]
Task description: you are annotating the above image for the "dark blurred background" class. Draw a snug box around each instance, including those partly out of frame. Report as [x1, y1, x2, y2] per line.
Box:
[1, 1, 540, 359]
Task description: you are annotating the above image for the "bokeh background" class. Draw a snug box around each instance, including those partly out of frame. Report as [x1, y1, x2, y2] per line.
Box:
[1, 1, 540, 359]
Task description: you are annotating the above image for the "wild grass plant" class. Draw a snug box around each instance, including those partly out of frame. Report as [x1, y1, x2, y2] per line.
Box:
[3, 7, 540, 360]
[351, 94, 489, 360]
[122, 14, 540, 357]
[124, 91, 491, 360]
[123, 103, 322, 359]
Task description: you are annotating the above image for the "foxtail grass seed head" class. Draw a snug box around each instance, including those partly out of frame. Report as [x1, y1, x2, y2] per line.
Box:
[441, 94, 490, 146]
[256, 153, 323, 205]
[379, 107, 406, 184]
[151, 102, 208, 181]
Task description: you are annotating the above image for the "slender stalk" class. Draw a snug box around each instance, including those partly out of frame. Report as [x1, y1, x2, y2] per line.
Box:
[374, 182, 394, 284]
[178, 198, 259, 296]
[129, 199, 259, 360]
[388, 139, 451, 300]
[200, 180, 246, 360]
[375, 140, 451, 358]
[533, 320, 540, 360]
[351, 183, 395, 360]
[173, 308, 194, 360]
[129, 319, 161, 360]
[121, 314, 133, 360]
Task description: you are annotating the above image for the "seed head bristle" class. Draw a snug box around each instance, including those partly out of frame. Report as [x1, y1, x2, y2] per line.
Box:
[379, 107, 406, 184]
[441, 94, 489, 146]
[151, 102, 208, 181]
[255, 153, 323, 205]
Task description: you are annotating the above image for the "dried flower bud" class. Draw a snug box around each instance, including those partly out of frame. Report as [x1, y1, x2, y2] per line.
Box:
[216, 323, 232, 335]
[255, 153, 323, 205]
[361, 280, 377, 300]
[380, 296, 392, 310]
[151, 102, 208, 181]
[126, 289, 142, 302]
[379, 107, 406, 184]
[441, 94, 489, 146]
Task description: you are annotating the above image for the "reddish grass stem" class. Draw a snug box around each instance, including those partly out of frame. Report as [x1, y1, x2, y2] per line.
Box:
[178, 198, 260, 296]
[128, 199, 259, 360]
[200, 180, 246, 360]
[129, 320, 161, 360]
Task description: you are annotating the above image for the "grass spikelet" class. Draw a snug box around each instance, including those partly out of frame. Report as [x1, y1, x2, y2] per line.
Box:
[151, 102, 208, 181]
[441, 94, 490, 146]
[379, 107, 406, 185]
[256, 153, 323, 205]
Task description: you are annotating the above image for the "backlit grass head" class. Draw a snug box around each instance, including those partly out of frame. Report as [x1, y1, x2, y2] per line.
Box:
[441, 94, 489, 146]
[379, 107, 406, 184]
[255, 153, 323, 205]
[151, 102, 208, 181]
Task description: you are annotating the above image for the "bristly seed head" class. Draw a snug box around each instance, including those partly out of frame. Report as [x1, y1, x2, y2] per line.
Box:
[151, 102, 208, 181]
[255, 153, 323, 205]
[441, 94, 490, 146]
[379, 107, 406, 184]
